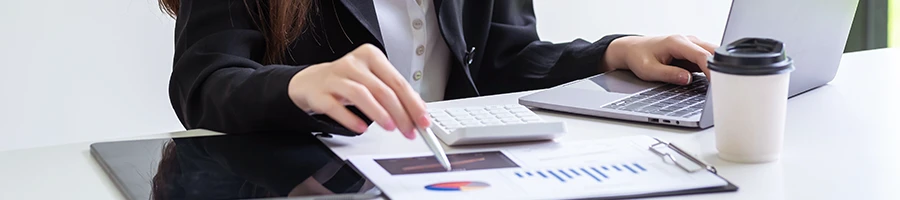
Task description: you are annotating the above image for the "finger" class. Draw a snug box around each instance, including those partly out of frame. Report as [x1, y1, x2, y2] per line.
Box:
[330, 78, 396, 132]
[686, 35, 718, 54]
[341, 58, 420, 136]
[354, 44, 428, 135]
[666, 35, 713, 78]
[308, 95, 369, 133]
[636, 62, 693, 85]
[687, 36, 718, 78]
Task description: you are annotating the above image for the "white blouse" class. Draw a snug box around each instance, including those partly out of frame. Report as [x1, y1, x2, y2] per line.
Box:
[372, 0, 452, 102]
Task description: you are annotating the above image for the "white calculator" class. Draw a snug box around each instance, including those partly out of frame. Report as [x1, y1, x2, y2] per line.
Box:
[427, 104, 566, 146]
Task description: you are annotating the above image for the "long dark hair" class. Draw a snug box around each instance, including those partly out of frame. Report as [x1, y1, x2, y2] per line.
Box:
[158, 0, 315, 64]
[150, 140, 183, 200]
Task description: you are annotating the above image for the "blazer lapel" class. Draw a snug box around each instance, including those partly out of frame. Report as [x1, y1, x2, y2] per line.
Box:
[435, 0, 466, 64]
[339, 0, 384, 46]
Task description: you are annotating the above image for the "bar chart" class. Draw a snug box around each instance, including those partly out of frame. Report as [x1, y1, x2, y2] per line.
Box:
[513, 163, 648, 183]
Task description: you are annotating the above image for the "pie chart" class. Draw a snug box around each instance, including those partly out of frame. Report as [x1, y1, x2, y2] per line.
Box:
[424, 181, 490, 191]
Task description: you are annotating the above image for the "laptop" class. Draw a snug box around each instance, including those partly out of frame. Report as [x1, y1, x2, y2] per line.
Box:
[518, 0, 859, 128]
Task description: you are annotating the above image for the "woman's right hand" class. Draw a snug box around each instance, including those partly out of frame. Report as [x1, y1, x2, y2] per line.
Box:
[287, 44, 429, 140]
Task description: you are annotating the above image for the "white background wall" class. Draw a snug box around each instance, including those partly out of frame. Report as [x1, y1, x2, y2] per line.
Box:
[0, 0, 181, 152]
[534, 0, 731, 44]
[0, 0, 731, 152]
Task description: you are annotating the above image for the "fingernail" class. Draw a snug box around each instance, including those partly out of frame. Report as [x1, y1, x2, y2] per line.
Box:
[418, 115, 431, 127]
[357, 123, 369, 132]
[403, 129, 416, 140]
[679, 73, 691, 85]
[383, 120, 396, 131]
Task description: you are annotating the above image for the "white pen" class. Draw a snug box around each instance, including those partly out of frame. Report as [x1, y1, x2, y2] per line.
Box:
[414, 123, 452, 171]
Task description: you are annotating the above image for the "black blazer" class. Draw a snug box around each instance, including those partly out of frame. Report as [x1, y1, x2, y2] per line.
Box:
[169, 0, 630, 136]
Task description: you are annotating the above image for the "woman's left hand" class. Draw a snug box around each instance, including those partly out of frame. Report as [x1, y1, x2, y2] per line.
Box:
[603, 35, 719, 85]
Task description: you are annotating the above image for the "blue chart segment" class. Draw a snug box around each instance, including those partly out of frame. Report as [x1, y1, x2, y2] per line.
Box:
[515, 163, 648, 183]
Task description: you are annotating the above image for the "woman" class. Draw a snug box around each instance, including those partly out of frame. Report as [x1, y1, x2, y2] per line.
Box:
[163, 0, 717, 139]
[157, 0, 717, 198]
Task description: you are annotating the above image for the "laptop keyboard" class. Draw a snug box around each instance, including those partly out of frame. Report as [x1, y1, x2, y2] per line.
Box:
[602, 74, 708, 118]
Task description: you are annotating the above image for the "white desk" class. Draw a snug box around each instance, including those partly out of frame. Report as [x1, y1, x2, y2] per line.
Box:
[0, 48, 897, 200]
[322, 47, 900, 200]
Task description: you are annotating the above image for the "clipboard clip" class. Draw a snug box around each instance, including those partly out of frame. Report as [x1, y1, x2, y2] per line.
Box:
[648, 138, 717, 174]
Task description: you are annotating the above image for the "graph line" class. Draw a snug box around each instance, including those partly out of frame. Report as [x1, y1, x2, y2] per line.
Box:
[581, 168, 602, 182]
[569, 169, 580, 176]
[547, 171, 566, 182]
[558, 170, 572, 179]
[623, 165, 638, 174]
[591, 167, 609, 179]
[633, 163, 647, 171]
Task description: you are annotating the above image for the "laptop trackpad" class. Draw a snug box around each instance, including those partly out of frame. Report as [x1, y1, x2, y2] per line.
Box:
[567, 70, 662, 94]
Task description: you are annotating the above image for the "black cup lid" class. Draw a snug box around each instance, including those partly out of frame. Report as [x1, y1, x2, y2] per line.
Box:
[707, 38, 794, 75]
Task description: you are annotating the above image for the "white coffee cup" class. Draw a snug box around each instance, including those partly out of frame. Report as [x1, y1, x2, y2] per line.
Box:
[707, 38, 794, 163]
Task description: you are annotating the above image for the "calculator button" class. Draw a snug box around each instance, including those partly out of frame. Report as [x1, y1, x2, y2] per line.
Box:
[487, 105, 505, 110]
[510, 109, 531, 114]
[447, 108, 466, 112]
[430, 112, 450, 117]
[441, 120, 461, 125]
[448, 112, 470, 117]
[483, 118, 502, 123]
[458, 118, 479, 123]
[494, 113, 514, 118]
[498, 114, 518, 119]
[522, 117, 542, 122]
[501, 118, 521, 123]
[488, 111, 506, 116]
[447, 109, 468, 113]
[487, 108, 506, 112]
[521, 115, 541, 120]
[433, 116, 456, 122]
[468, 123, 486, 127]
[465, 107, 486, 112]
[461, 121, 482, 126]
[484, 121, 504, 125]
[506, 119, 525, 124]
[475, 115, 497, 120]
[433, 114, 454, 120]
[470, 110, 490, 115]
[471, 112, 492, 116]
[523, 118, 542, 123]
[515, 113, 536, 118]
[454, 115, 475, 120]
[503, 105, 523, 109]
